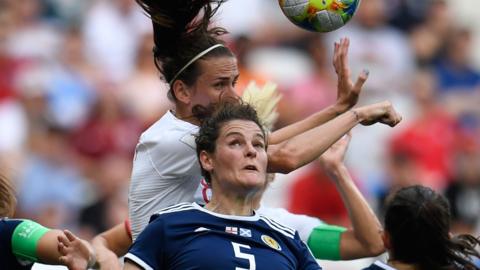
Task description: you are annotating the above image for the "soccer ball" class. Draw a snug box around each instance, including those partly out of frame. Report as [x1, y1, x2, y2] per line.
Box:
[278, 0, 361, 32]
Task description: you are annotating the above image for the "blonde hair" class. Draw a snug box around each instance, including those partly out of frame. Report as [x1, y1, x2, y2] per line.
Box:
[0, 174, 17, 217]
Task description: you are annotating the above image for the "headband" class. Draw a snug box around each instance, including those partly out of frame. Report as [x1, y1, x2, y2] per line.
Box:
[169, 44, 225, 85]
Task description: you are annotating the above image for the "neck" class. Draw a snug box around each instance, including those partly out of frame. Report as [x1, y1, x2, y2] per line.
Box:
[206, 190, 257, 216]
[173, 106, 199, 126]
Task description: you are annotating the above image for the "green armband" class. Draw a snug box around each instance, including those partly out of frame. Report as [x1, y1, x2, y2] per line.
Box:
[307, 223, 347, 260]
[11, 219, 50, 262]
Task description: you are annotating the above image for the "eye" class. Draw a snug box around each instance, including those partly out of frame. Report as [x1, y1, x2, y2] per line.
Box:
[253, 141, 265, 149]
[229, 140, 242, 147]
[214, 81, 229, 90]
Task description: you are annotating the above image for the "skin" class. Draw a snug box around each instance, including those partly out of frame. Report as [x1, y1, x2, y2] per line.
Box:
[172, 56, 239, 125]
[200, 120, 268, 216]
[90, 222, 131, 270]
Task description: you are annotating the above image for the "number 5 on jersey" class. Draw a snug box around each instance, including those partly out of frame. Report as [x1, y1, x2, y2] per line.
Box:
[232, 242, 256, 270]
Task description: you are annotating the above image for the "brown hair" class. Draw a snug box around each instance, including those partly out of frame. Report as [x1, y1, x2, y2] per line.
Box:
[135, 0, 234, 101]
[195, 97, 265, 183]
[385, 185, 480, 270]
[0, 174, 17, 217]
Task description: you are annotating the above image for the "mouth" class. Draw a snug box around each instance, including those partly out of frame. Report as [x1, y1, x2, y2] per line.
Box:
[243, 165, 258, 172]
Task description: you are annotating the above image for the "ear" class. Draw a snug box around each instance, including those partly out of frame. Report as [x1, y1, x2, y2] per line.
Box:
[382, 230, 391, 250]
[199, 150, 214, 173]
[172, 80, 192, 105]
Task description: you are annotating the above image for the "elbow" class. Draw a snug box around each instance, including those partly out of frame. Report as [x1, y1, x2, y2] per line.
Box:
[268, 146, 301, 174]
[363, 240, 386, 257]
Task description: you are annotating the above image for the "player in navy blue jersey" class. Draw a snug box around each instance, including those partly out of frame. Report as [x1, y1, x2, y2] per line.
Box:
[0, 174, 94, 270]
[362, 185, 480, 270]
[124, 99, 321, 270]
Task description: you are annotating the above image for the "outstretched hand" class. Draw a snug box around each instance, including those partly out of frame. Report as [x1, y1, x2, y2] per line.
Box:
[333, 37, 369, 113]
[318, 133, 351, 175]
[58, 230, 94, 270]
[355, 100, 403, 127]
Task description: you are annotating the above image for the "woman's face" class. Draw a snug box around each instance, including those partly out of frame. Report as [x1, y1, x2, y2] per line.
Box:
[188, 56, 239, 108]
[201, 120, 268, 195]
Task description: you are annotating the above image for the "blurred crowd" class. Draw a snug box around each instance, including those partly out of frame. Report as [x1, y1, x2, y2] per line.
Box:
[0, 0, 479, 242]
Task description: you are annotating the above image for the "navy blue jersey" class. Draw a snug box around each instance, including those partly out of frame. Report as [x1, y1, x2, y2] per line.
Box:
[0, 218, 33, 270]
[125, 203, 321, 270]
[362, 261, 397, 270]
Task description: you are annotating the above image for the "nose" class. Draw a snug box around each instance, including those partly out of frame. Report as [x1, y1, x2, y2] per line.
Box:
[245, 143, 257, 158]
[223, 87, 237, 98]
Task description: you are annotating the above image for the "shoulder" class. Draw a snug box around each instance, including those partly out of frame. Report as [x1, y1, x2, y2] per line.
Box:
[142, 111, 198, 139]
[149, 202, 198, 222]
[258, 206, 321, 226]
[259, 214, 297, 240]
[0, 218, 25, 232]
[257, 206, 321, 241]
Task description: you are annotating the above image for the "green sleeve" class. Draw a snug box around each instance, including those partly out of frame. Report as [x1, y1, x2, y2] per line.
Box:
[11, 219, 50, 262]
[307, 223, 347, 260]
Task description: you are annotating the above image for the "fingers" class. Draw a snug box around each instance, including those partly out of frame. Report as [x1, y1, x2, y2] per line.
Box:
[58, 240, 68, 256]
[333, 37, 349, 74]
[352, 69, 369, 95]
[340, 38, 350, 76]
[333, 41, 340, 72]
[58, 234, 70, 249]
[388, 112, 402, 127]
[64, 230, 77, 242]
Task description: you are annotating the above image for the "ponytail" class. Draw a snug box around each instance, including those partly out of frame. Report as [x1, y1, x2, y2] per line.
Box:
[135, 0, 233, 100]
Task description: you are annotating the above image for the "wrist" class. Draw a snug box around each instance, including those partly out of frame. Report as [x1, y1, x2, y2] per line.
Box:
[87, 250, 100, 269]
[332, 103, 349, 116]
[349, 109, 362, 122]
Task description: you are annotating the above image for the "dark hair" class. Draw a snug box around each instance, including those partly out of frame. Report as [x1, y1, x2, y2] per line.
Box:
[135, 0, 234, 101]
[195, 97, 266, 183]
[385, 185, 480, 270]
[0, 174, 16, 217]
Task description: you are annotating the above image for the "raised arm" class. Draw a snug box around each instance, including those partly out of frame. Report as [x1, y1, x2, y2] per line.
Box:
[267, 100, 402, 173]
[269, 38, 368, 145]
[313, 134, 385, 259]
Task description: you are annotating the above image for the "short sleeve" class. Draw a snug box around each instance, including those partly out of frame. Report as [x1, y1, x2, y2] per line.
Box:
[293, 232, 322, 270]
[124, 215, 165, 270]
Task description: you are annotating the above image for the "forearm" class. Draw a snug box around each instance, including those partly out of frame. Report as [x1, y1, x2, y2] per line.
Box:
[269, 105, 340, 144]
[331, 165, 384, 257]
[267, 110, 359, 173]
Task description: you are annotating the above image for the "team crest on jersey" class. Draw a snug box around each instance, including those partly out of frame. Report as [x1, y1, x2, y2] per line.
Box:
[261, 235, 282, 251]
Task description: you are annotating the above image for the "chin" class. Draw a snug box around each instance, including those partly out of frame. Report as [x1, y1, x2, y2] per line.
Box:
[240, 176, 266, 189]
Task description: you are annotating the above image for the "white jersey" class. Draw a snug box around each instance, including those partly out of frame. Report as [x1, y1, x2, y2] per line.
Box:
[128, 111, 202, 240]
